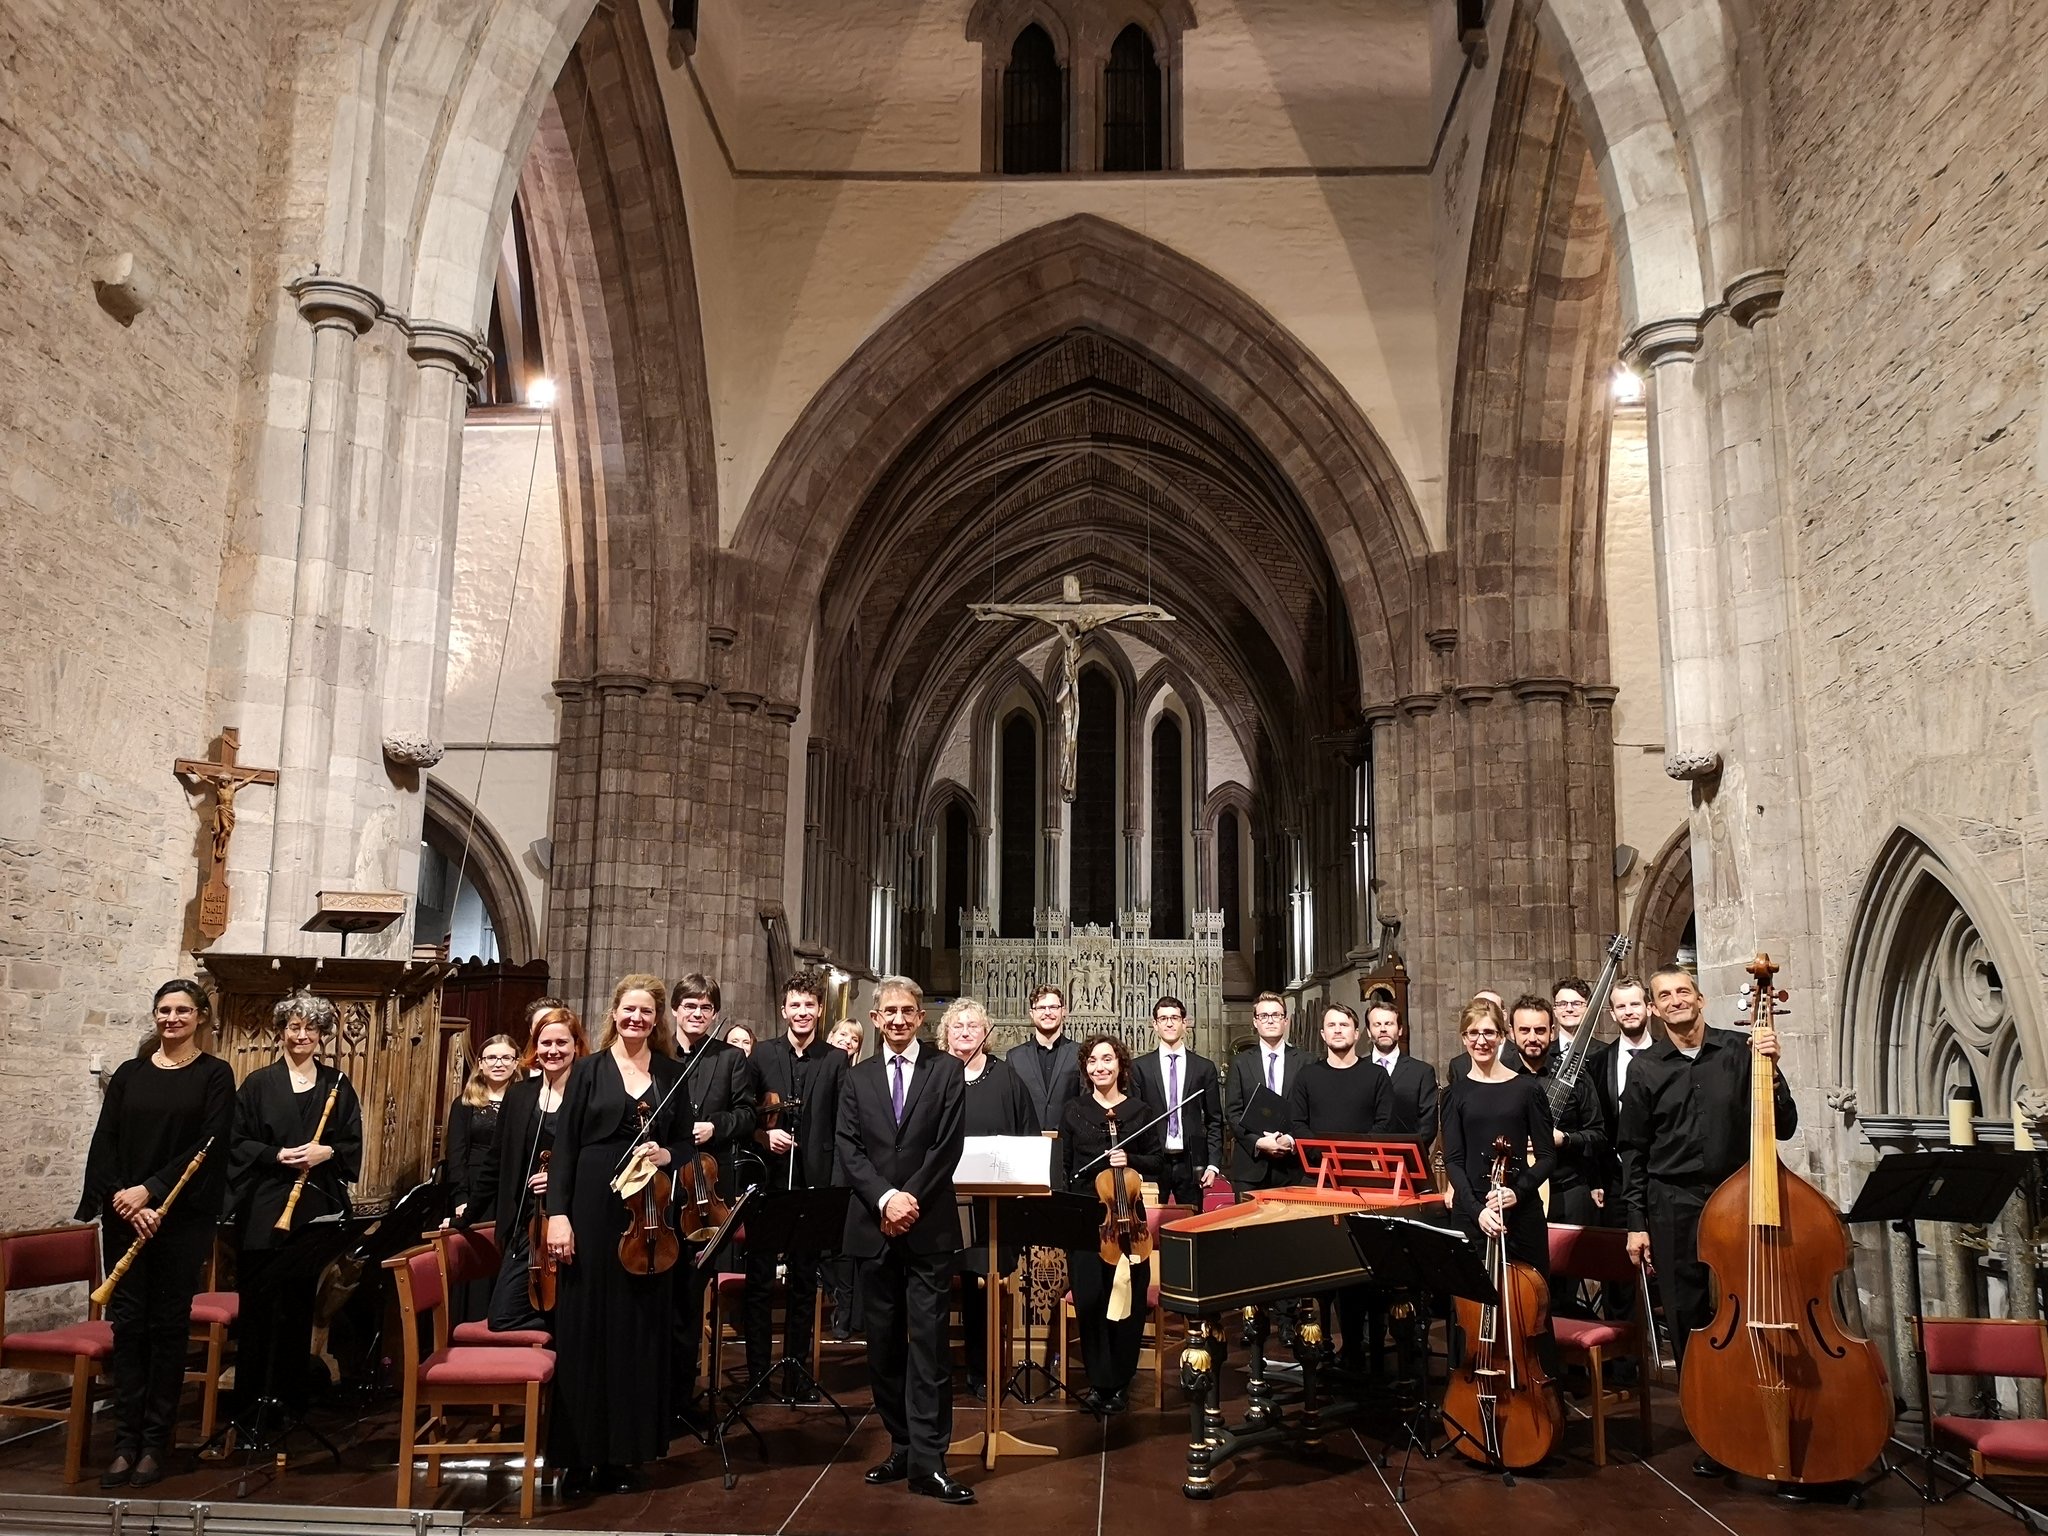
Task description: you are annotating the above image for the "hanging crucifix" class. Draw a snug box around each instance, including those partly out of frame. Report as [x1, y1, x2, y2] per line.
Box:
[174, 728, 277, 943]
[971, 575, 1174, 801]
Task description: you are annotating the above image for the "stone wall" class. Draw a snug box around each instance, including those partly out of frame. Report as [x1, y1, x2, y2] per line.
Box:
[0, 0, 285, 1224]
[1765, 0, 2048, 1079]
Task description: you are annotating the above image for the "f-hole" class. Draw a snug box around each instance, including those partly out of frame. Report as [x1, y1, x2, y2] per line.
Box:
[1709, 1294, 1742, 1350]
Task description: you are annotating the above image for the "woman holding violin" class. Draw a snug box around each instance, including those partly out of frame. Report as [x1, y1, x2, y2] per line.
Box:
[467, 1003, 586, 1333]
[1060, 1034, 1163, 1418]
[542, 976, 691, 1498]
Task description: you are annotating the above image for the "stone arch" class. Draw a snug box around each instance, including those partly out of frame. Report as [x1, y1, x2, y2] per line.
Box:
[724, 215, 1432, 709]
[1839, 820, 2047, 1122]
[422, 776, 541, 964]
[1628, 822, 1694, 971]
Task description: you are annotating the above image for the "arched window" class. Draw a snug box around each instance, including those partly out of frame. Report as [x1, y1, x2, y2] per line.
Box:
[1150, 714, 1186, 939]
[476, 193, 545, 407]
[941, 801, 972, 951]
[1071, 667, 1118, 926]
[1002, 25, 1066, 174]
[999, 713, 1039, 937]
[1218, 808, 1242, 953]
[1101, 24, 1163, 172]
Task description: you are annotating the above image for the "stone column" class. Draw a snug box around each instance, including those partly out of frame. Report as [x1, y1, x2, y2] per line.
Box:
[1515, 678, 1575, 976]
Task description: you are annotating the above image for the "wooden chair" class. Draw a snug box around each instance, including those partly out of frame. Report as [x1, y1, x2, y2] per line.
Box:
[1919, 1317, 2048, 1482]
[186, 1233, 239, 1445]
[385, 1239, 554, 1519]
[439, 1225, 551, 1348]
[1547, 1222, 1655, 1465]
[0, 1223, 113, 1483]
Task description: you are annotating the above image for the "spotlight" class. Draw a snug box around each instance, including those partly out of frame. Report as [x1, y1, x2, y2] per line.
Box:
[527, 376, 557, 409]
[1611, 365, 1644, 405]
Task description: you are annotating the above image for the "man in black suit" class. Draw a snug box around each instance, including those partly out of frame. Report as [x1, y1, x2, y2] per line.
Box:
[1005, 984, 1082, 1132]
[837, 976, 973, 1505]
[669, 973, 757, 1425]
[742, 972, 846, 1401]
[1224, 991, 1304, 1194]
[1364, 1000, 1439, 1156]
[1132, 995, 1223, 1207]
[1587, 974, 1656, 1223]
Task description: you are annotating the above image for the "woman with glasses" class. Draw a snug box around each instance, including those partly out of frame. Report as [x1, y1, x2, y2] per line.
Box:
[1441, 996, 1555, 1276]
[443, 1033, 521, 1318]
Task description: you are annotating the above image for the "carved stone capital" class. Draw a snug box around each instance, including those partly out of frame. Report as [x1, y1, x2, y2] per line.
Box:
[1621, 315, 1704, 370]
[593, 672, 651, 697]
[381, 733, 444, 768]
[670, 678, 712, 704]
[723, 690, 765, 714]
[289, 276, 382, 335]
[1397, 692, 1441, 717]
[1358, 702, 1400, 727]
[1664, 748, 1724, 782]
[552, 678, 592, 701]
[1581, 684, 1620, 711]
[707, 625, 738, 651]
[1511, 676, 1575, 705]
[1825, 1086, 1859, 1119]
[764, 699, 802, 725]
[1425, 625, 1459, 653]
[406, 320, 490, 382]
[1452, 684, 1498, 706]
[1724, 268, 1787, 329]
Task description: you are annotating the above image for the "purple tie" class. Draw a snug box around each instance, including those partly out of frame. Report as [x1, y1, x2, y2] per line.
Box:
[1266, 1052, 1279, 1092]
[891, 1055, 908, 1124]
[1168, 1054, 1181, 1139]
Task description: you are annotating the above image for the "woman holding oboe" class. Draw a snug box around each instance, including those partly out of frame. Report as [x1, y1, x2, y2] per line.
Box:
[76, 979, 236, 1488]
[225, 989, 363, 1437]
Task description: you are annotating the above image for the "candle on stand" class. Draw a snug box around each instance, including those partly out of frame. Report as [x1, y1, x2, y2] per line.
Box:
[1948, 1086, 1979, 1147]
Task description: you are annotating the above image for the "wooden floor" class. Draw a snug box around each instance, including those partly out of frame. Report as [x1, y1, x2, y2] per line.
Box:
[0, 1340, 2029, 1536]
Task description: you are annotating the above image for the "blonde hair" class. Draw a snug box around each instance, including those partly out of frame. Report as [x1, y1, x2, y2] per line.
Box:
[1459, 996, 1506, 1039]
[598, 973, 676, 1057]
[462, 1034, 520, 1106]
[939, 997, 989, 1032]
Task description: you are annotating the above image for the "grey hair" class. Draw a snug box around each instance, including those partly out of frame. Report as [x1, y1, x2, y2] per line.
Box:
[939, 996, 989, 1030]
[272, 988, 339, 1037]
[874, 974, 924, 1007]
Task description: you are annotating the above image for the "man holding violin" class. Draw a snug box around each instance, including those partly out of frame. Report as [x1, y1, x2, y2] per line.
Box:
[742, 972, 846, 1401]
[668, 973, 758, 1429]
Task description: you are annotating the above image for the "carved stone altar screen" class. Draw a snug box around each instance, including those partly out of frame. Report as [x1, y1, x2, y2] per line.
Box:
[960, 907, 1226, 1061]
[200, 953, 466, 1213]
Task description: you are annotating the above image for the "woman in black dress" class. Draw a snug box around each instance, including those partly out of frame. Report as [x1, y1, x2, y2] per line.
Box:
[468, 1004, 587, 1333]
[76, 979, 237, 1487]
[1441, 996, 1554, 1276]
[541, 975, 690, 1499]
[225, 989, 364, 1434]
[443, 1034, 519, 1221]
[1060, 1034, 1163, 1418]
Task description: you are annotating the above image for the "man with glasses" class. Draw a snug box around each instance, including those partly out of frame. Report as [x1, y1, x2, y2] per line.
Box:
[1132, 995, 1223, 1206]
[1224, 992, 1303, 1195]
[1005, 985, 1082, 1133]
[1551, 976, 1593, 1055]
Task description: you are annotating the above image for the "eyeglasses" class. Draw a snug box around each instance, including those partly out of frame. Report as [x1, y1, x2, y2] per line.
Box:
[1030, 1002, 1062, 1013]
[1463, 1029, 1501, 1042]
[1253, 1011, 1286, 1021]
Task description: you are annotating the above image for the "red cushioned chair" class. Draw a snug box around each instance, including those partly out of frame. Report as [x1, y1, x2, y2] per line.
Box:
[0, 1223, 114, 1483]
[385, 1239, 554, 1519]
[1919, 1317, 2048, 1483]
[187, 1234, 239, 1445]
[439, 1226, 551, 1348]
[1547, 1222, 1655, 1465]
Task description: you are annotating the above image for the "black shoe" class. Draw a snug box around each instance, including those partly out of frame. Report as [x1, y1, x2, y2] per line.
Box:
[1692, 1453, 1727, 1478]
[909, 1470, 976, 1504]
[99, 1455, 134, 1489]
[865, 1449, 911, 1485]
[594, 1464, 641, 1494]
[965, 1371, 986, 1400]
[1078, 1389, 1111, 1419]
[1104, 1390, 1128, 1415]
[786, 1384, 821, 1406]
[130, 1453, 163, 1489]
[560, 1467, 592, 1500]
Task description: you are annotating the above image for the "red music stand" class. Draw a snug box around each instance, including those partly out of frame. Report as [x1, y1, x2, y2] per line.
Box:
[1292, 1137, 1434, 1202]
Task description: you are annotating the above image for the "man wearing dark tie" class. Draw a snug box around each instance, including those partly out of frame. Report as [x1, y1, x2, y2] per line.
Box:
[1365, 1000, 1439, 1155]
[837, 977, 973, 1505]
[1005, 984, 1082, 1133]
[1133, 995, 1222, 1207]
[1224, 992, 1303, 1194]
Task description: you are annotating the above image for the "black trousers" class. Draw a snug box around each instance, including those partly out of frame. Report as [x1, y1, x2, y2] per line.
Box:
[103, 1215, 211, 1457]
[860, 1245, 954, 1473]
[670, 1248, 714, 1407]
[1158, 1151, 1204, 1208]
[233, 1245, 322, 1423]
[1646, 1179, 1715, 1364]
[1067, 1250, 1149, 1399]
[743, 1247, 820, 1382]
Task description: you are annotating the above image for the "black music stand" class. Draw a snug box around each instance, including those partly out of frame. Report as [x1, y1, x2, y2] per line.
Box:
[1845, 1149, 2030, 1505]
[1000, 1192, 1101, 1405]
[683, 1186, 764, 1488]
[719, 1186, 853, 1425]
[1346, 1212, 1512, 1499]
[202, 1213, 368, 1498]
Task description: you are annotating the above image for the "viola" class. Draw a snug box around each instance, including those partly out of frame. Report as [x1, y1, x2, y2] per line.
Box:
[1094, 1106, 1153, 1268]
[680, 1148, 732, 1243]
[1442, 1135, 1562, 1470]
[614, 1105, 681, 1276]
[1680, 954, 1893, 1484]
[526, 1149, 558, 1311]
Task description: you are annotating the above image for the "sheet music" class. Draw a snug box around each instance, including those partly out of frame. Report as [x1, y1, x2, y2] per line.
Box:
[954, 1134, 1054, 1191]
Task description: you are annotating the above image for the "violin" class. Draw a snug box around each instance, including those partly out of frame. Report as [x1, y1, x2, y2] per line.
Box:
[526, 1149, 558, 1311]
[614, 1105, 680, 1276]
[752, 1090, 801, 1149]
[1442, 1135, 1562, 1470]
[1094, 1106, 1153, 1267]
[1680, 954, 1893, 1484]
[680, 1148, 731, 1243]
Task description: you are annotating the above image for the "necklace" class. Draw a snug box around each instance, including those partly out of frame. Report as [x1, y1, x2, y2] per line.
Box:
[154, 1046, 200, 1070]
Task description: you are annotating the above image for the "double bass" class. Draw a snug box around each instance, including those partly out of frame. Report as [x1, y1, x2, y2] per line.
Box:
[1442, 1136, 1562, 1470]
[1680, 954, 1893, 1484]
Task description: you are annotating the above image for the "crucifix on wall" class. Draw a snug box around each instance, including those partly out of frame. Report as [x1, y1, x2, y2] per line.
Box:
[174, 727, 277, 943]
[970, 575, 1174, 802]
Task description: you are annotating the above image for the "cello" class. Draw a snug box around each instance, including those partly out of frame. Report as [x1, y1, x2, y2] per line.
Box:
[1680, 954, 1894, 1484]
[1442, 1136, 1562, 1470]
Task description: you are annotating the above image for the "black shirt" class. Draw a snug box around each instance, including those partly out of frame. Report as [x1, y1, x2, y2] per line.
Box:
[1618, 1027, 1798, 1229]
[1526, 1047, 1606, 1192]
[1443, 1072, 1555, 1213]
[1286, 1059, 1393, 1139]
[963, 1055, 1038, 1139]
[1059, 1094, 1165, 1194]
[749, 1034, 844, 1188]
[77, 1053, 237, 1226]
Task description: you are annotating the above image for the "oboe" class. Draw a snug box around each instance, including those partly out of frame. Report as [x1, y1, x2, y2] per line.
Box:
[275, 1078, 343, 1232]
[92, 1137, 214, 1306]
